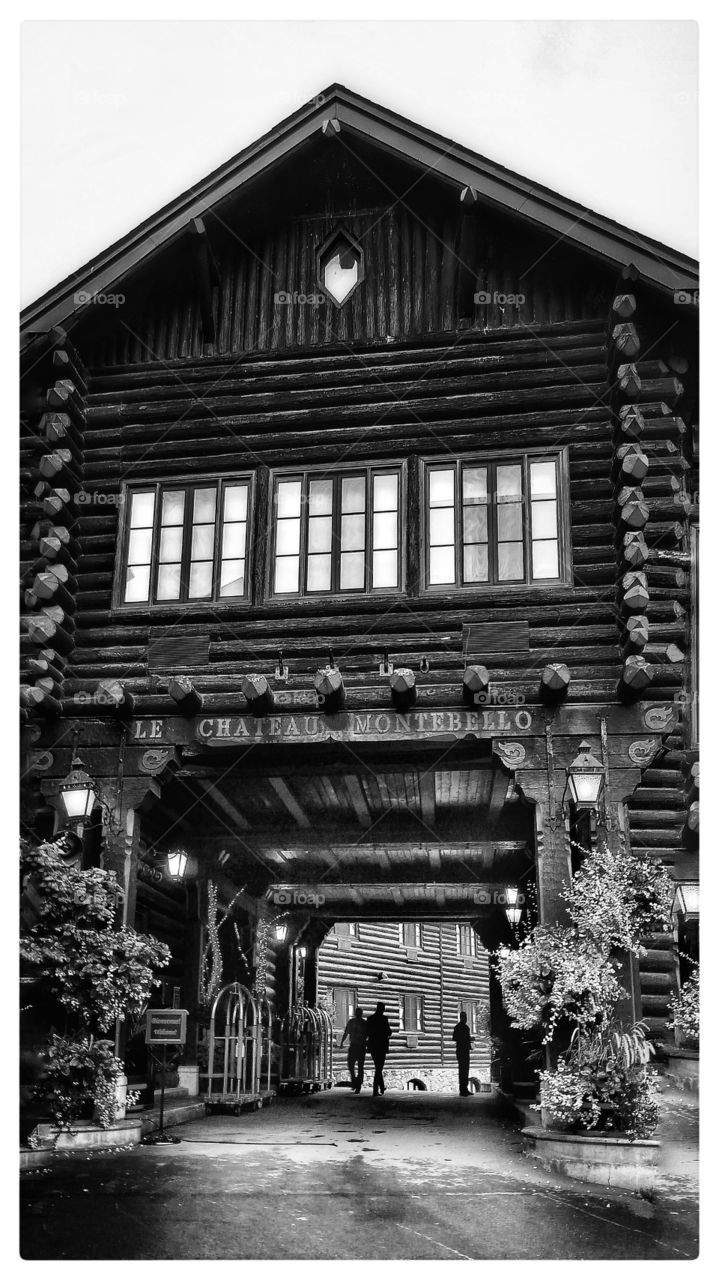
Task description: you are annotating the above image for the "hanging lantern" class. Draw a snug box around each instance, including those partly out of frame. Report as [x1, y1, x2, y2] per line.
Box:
[566, 741, 605, 809]
[166, 848, 189, 881]
[58, 756, 97, 824]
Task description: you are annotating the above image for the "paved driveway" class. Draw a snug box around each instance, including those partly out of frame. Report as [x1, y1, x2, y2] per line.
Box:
[20, 1090, 698, 1260]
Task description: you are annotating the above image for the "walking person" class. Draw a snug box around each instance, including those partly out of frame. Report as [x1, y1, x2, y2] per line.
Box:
[365, 1001, 393, 1096]
[339, 1006, 368, 1094]
[452, 1010, 474, 1096]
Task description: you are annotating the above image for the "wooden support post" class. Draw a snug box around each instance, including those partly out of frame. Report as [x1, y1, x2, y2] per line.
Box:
[462, 664, 490, 706]
[314, 666, 345, 714]
[389, 667, 417, 711]
[168, 675, 204, 716]
[241, 673, 274, 717]
[457, 186, 480, 321]
[539, 663, 571, 705]
[189, 217, 218, 342]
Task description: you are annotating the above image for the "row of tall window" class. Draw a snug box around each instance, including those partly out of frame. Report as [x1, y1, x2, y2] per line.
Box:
[330, 987, 483, 1034]
[119, 452, 567, 606]
[334, 921, 478, 956]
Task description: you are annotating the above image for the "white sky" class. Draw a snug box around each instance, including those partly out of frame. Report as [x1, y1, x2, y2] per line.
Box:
[20, 19, 698, 307]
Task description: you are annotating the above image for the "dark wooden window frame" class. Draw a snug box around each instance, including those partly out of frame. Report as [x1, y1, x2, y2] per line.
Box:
[419, 447, 571, 594]
[456, 923, 477, 957]
[399, 922, 423, 950]
[316, 225, 365, 310]
[266, 460, 406, 602]
[113, 471, 255, 612]
[399, 992, 425, 1033]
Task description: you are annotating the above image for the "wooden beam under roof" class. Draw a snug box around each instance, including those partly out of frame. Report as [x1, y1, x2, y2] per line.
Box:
[486, 769, 510, 829]
[343, 774, 373, 829]
[195, 778, 251, 831]
[268, 776, 311, 828]
[419, 772, 437, 829]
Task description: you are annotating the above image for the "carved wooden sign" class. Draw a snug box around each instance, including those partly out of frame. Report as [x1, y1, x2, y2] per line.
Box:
[193, 707, 535, 746]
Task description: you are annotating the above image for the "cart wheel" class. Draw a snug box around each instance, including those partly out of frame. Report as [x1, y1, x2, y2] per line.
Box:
[256, 1099, 263, 1110]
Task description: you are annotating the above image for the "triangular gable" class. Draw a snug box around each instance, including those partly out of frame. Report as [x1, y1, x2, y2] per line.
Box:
[21, 83, 698, 334]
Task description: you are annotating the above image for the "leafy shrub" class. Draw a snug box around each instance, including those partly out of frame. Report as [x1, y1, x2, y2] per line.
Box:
[667, 969, 699, 1047]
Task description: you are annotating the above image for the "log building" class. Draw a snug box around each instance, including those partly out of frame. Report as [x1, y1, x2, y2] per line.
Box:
[20, 85, 699, 1093]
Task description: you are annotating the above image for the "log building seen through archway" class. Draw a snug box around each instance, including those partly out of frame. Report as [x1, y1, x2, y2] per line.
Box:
[20, 85, 699, 1099]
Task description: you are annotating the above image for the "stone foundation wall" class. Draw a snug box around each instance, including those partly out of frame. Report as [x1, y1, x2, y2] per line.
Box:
[331, 1065, 491, 1092]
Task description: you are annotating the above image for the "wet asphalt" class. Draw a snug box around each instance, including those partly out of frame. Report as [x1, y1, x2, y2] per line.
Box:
[20, 1089, 698, 1260]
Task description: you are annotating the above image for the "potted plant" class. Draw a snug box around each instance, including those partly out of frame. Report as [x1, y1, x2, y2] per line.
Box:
[495, 839, 674, 1180]
[21, 839, 170, 1137]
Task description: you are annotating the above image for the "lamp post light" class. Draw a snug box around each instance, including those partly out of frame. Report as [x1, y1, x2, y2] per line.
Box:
[166, 848, 189, 882]
[274, 923, 288, 944]
[58, 756, 97, 826]
[504, 885, 522, 928]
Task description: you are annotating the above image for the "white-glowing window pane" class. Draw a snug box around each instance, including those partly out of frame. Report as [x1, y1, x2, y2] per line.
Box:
[323, 249, 359, 305]
[497, 465, 522, 500]
[341, 513, 365, 551]
[127, 527, 152, 565]
[429, 545, 455, 585]
[530, 460, 557, 499]
[162, 490, 185, 525]
[220, 560, 245, 597]
[124, 564, 150, 602]
[497, 503, 522, 541]
[464, 544, 489, 583]
[463, 467, 488, 503]
[430, 507, 454, 546]
[308, 516, 332, 554]
[188, 561, 213, 598]
[307, 554, 332, 592]
[275, 557, 300, 594]
[373, 473, 398, 512]
[429, 469, 454, 506]
[309, 479, 333, 516]
[373, 511, 397, 550]
[159, 525, 183, 563]
[373, 549, 398, 588]
[341, 476, 365, 513]
[531, 500, 558, 540]
[277, 480, 302, 518]
[498, 543, 524, 580]
[130, 491, 155, 528]
[157, 563, 182, 599]
[191, 524, 214, 560]
[222, 523, 246, 558]
[532, 540, 559, 579]
[223, 485, 248, 521]
[193, 488, 216, 523]
[276, 518, 301, 556]
[340, 552, 365, 590]
[463, 506, 488, 543]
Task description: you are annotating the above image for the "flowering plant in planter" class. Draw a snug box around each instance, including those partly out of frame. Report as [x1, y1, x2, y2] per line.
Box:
[496, 840, 673, 1139]
[667, 967, 699, 1048]
[21, 839, 170, 1129]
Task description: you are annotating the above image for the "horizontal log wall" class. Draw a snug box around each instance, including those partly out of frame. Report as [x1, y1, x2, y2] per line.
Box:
[59, 317, 658, 707]
[317, 919, 491, 1073]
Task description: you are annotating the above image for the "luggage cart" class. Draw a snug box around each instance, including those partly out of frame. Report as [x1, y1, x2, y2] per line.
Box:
[203, 982, 275, 1114]
[277, 1003, 334, 1096]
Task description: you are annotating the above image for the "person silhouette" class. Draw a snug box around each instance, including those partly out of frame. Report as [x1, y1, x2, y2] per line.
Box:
[452, 1011, 474, 1096]
[365, 1002, 393, 1096]
[340, 1006, 367, 1093]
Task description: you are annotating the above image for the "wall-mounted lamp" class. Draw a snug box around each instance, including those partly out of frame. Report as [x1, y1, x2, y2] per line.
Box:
[274, 924, 288, 944]
[566, 742, 605, 810]
[297, 945, 307, 959]
[58, 755, 97, 824]
[673, 884, 699, 920]
[166, 848, 189, 881]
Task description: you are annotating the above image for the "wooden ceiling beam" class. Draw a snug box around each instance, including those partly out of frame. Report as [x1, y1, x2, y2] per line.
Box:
[194, 778, 251, 831]
[344, 774, 373, 829]
[268, 776, 312, 828]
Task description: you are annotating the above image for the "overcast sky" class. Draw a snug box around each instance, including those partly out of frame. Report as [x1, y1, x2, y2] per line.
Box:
[20, 20, 698, 306]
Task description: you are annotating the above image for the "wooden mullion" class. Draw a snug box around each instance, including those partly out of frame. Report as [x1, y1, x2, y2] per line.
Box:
[211, 478, 224, 603]
[179, 483, 195, 604]
[523, 455, 532, 585]
[148, 481, 163, 606]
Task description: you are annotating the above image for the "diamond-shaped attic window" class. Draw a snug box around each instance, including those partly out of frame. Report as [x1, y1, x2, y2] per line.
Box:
[318, 231, 364, 308]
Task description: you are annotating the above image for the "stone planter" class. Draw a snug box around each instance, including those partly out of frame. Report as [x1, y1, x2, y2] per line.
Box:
[661, 1047, 699, 1093]
[522, 1126, 660, 1192]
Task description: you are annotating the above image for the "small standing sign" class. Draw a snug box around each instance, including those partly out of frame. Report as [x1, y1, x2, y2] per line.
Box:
[143, 1009, 188, 1144]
